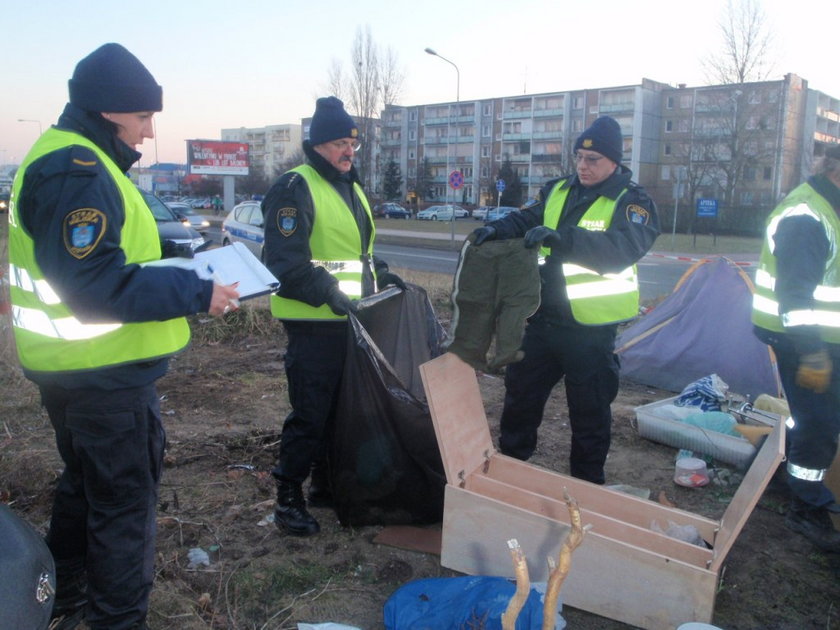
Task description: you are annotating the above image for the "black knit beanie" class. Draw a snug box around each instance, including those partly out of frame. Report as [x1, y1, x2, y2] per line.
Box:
[574, 116, 623, 164]
[308, 97, 358, 146]
[68, 43, 162, 112]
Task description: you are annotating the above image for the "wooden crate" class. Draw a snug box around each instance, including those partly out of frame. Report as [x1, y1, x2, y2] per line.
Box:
[420, 352, 785, 630]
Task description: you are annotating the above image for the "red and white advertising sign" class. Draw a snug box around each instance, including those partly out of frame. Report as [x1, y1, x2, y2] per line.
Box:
[187, 140, 250, 176]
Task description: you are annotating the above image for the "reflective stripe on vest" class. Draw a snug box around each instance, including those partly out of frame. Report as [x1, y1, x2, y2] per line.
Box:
[541, 180, 639, 325]
[270, 164, 375, 321]
[8, 128, 190, 373]
[751, 185, 840, 343]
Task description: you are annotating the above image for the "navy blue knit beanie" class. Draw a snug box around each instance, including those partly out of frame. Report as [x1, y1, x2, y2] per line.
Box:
[574, 116, 623, 164]
[68, 43, 162, 112]
[308, 97, 358, 146]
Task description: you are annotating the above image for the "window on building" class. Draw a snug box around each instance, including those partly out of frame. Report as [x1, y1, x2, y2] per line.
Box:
[763, 166, 772, 180]
[409, 150, 415, 159]
[409, 130, 416, 140]
[664, 144, 672, 156]
[572, 96, 583, 109]
[679, 119, 690, 132]
[748, 91, 761, 104]
[481, 146, 490, 157]
[680, 94, 692, 109]
[482, 124, 491, 137]
[744, 167, 756, 181]
[661, 165, 671, 181]
[665, 120, 673, 132]
[666, 96, 674, 109]
[483, 103, 492, 116]
[481, 165, 489, 177]
[409, 110, 417, 121]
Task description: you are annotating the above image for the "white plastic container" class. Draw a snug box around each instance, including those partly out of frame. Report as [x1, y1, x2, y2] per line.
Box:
[674, 457, 710, 487]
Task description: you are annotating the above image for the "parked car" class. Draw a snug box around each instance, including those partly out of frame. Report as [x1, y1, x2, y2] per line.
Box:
[221, 200, 265, 260]
[485, 206, 520, 222]
[416, 204, 469, 221]
[378, 202, 411, 219]
[166, 201, 210, 234]
[138, 188, 206, 253]
[472, 206, 494, 221]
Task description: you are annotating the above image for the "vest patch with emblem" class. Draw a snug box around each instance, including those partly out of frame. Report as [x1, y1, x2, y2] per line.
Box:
[277, 207, 298, 237]
[626, 204, 650, 225]
[63, 208, 107, 259]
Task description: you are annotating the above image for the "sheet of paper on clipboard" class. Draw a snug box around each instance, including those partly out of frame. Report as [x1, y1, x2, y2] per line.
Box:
[145, 242, 280, 301]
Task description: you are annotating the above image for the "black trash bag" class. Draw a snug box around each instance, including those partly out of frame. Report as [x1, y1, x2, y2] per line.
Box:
[330, 283, 447, 526]
[0, 504, 55, 630]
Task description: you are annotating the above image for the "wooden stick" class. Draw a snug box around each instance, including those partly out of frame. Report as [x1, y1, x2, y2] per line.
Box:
[542, 489, 587, 630]
[501, 538, 530, 630]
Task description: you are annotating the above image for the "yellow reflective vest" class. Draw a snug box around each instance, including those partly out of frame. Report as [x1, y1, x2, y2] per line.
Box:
[541, 181, 639, 325]
[270, 164, 375, 321]
[8, 128, 190, 373]
[752, 181, 840, 342]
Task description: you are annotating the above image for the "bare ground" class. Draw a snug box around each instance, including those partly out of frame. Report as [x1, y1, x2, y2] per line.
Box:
[2, 295, 839, 630]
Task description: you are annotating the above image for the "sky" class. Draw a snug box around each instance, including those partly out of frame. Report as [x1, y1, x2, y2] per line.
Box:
[2, 0, 838, 167]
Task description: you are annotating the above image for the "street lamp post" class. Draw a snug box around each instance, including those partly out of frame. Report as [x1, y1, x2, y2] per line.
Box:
[424, 47, 460, 244]
[18, 118, 43, 137]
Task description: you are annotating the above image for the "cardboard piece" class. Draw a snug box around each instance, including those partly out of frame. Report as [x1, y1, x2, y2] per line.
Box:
[420, 352, 786, 630]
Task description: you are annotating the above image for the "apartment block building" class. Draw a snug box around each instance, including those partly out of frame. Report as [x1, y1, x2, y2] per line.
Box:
[221, 124, 302, 180]
[380, 73, 840, 231]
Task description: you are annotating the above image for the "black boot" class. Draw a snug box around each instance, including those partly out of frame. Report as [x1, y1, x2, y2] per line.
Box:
[785, 498, 840, 552]
[49, 558, 87, 630]
[307, 462, 334, 509]
[274, 480, 319, 536]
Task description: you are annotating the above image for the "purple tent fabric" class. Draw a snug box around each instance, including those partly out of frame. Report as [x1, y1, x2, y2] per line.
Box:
[615, 257, 781, 400]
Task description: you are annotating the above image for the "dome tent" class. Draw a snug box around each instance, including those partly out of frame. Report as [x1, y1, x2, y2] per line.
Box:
[615, 257, 782, 401]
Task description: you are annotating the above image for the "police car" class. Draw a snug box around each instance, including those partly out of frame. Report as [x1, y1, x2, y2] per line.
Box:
[221, 201, 265, 261]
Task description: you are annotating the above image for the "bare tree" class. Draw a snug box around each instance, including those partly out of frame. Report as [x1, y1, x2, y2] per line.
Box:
[703, 0, 775, 84]
[320, 26, 405, 193]
[325, 59, 346, 103]
[379, 47, 404, 107]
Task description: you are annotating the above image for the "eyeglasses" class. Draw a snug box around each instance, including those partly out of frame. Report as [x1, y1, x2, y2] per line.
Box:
[573, 153, 604, 165]
[330, 139, 362, 152]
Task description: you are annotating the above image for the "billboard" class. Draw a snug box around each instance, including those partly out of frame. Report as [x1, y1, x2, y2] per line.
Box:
[187, 140, 249, 176]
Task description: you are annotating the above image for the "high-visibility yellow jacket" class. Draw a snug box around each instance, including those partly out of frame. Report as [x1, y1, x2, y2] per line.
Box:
[752, 181, 840, 343]
[541, 181, 639, 325]
[8, 128, 190, 373]
[270, 164, 375, 321]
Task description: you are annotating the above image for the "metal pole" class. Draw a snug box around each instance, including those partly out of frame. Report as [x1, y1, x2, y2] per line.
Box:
[425, 48, 460, 245]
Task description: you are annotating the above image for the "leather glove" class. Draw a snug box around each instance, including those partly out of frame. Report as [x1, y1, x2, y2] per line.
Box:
[470, 226, 497, 246]
[161, 239, 195, 259]
[377, 271, 406, 291]
[524, 226, 562, 249]
[796, 349, 832, 393]
[325, 285, 357, 316]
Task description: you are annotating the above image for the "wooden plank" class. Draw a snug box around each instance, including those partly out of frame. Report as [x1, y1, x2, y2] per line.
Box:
[420, 353, 494, 485]
[826, 445, 840, 529]
[710, 420, 785, 572]
[466, 473, 713, 568]
[486, 454, 719, 541]
[442, 486, 718, 630]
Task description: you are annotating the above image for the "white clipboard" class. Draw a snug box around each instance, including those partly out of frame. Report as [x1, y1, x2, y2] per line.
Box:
[145, 242, 280, 301]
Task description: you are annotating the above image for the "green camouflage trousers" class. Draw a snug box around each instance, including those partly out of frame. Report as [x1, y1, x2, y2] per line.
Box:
[447, 238, 541, 372]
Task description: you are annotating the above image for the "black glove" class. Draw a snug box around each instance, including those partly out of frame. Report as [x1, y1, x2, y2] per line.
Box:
[470, 226, 497, 246]
[377, 271, 406, 291]
[161, 239, 195, 259]
[524, 226, 562, 249]
[325, 285, 357, 316]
